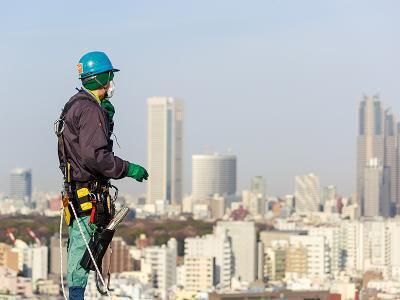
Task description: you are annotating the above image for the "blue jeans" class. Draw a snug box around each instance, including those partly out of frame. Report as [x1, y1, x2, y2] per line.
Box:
[69, 286, 85, 300]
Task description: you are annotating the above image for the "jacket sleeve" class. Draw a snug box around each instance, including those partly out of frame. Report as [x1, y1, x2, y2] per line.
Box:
[78, 103, 129, 179]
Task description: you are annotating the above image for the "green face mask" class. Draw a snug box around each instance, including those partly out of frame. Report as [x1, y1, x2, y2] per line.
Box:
[82, 71, 114, 91]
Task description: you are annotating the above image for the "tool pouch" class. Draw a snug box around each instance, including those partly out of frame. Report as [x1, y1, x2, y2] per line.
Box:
[80, 228, 115, 271]
[62, 193, 72, 226]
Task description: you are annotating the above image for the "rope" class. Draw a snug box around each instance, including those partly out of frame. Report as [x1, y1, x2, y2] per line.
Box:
[69, 203, 111, 298]
[59, 204, 111, 298]
[59, 209, 67, 300]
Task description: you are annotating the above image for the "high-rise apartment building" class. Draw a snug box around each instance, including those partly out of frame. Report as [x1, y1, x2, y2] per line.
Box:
[185, 229, 232, 289]
[147, 97, 183, 205]
[215, 221, 256, 283]
[289, 235, 329, 276]
[102, 237, 132, 274]
[192, 154, 236, 200]
[184, 256, 215, 292]
[285, 244, 308, 278]
[308, 226, 341, 275]
[294, 173, 320, 213]
[357, 95, 399, 216]
[264, 245, 286, 281]
[10, 168, 32, 203]
[24, 246, 48, 284]
[143, 238, 177, 299]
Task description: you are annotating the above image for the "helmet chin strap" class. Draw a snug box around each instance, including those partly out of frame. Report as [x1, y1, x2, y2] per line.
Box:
[94, 71, 112, 100]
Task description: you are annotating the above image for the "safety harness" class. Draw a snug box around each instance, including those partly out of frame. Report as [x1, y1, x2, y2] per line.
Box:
[55, 90, 121, 297]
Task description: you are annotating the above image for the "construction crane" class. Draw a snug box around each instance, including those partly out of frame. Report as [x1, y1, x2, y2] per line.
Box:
[26, 227, 41, 246]
[6, 228, 16, 245]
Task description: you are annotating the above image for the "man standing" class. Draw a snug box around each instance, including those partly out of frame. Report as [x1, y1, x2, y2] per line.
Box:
[57, 51, 148, 299]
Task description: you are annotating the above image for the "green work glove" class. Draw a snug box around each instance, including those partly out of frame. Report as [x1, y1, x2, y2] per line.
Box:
[101, 99, 115, 120]
[127, 163, 149, 182]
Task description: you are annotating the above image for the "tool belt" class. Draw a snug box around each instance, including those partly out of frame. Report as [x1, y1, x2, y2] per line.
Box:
[62, 180, 116, 227]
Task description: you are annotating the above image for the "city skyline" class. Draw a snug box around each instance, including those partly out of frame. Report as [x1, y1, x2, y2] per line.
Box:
[1, 1, 400, 198]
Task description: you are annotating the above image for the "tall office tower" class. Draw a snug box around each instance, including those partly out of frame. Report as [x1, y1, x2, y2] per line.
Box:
[384, 110, 398, 214]
[215, 221, 256, 283]
[192, 154, 236, 200]
[185, 229, 232, 289]
[294, 173, 321, 213]
[143, 238, 177, 299]
[250, 176, 266, 197]
[10, 168, 32, 203]
[356, 95, 398, 217]
[363, 158, 391, 217]
[147, 97, 183, 205]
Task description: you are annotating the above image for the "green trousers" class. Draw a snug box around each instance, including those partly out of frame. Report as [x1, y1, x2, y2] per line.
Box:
[67, 216, 96, 288]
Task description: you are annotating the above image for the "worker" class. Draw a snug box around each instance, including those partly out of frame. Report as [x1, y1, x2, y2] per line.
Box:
[56, 51, 148, 300]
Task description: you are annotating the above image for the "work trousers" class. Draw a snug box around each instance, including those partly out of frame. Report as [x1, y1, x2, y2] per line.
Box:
[67, 216, 95, 293]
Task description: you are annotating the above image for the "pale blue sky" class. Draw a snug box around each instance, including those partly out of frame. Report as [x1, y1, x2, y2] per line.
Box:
[1, 1, 400, 197]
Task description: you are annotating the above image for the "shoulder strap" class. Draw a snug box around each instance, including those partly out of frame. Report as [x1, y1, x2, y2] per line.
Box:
[60, 89, 96, 119]
[57, 89, 95, 182]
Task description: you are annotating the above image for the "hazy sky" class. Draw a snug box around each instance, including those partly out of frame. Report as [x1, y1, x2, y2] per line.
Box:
[1, 1, 400, 197]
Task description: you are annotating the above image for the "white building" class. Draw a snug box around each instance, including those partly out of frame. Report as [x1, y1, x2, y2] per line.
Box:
[340, 221, 360, 274]
[185, 230, 232, 290]
[24, 246, 48, 285]
[294, 173, 320, 214]
[192, 154, 236, 200]
[147, 97, 183, 205]
[143, 238, 177, 299]
[308, 226, 340, 275]
[215, 221, 256, 283]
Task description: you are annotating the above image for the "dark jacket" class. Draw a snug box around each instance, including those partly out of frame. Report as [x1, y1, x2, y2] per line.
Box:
[58, 89, 128, 182]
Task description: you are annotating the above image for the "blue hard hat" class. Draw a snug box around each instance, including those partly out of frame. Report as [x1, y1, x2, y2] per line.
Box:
[77, 51, 120, 79]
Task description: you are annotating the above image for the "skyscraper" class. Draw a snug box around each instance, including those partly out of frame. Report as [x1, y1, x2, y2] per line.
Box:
[357, 95, 399, 216]
[294, 173, 320, 213]
[192, 154, 236, 200]
[363, 158, 391, 217]
[384, 110, 399, 214]
[250, 176, 266, 197]
[147, 97, 183, 205]
[9, 168, 32, 204]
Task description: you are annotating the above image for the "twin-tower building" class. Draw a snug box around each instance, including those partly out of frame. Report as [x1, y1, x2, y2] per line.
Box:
[357, 95, 400, 217]
[146, 97, 236, 205]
